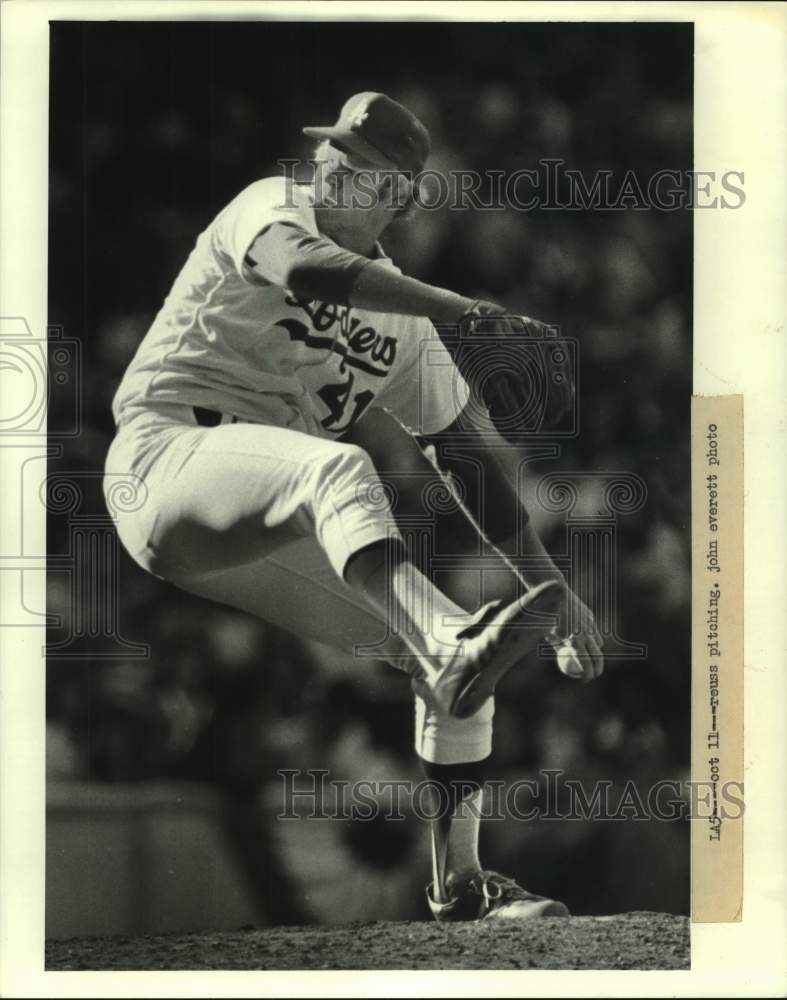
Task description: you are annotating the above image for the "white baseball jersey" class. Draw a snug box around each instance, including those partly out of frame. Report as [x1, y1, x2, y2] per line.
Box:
[112, 177, 469, 438]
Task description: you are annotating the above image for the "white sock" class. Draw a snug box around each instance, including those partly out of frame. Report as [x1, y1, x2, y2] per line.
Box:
[444, 788, 484, 880]
[388, 559, 467, 658]
[430, 786, 485, 902]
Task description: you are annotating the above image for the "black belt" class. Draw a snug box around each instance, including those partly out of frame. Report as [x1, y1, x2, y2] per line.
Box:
[193, 406, 239, 427]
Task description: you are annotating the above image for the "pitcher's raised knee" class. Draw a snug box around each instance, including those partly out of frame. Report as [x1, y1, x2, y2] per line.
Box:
[311, 441, 398, 580]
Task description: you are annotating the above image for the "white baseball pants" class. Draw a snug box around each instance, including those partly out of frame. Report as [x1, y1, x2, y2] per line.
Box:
[103, 402, 494, 764]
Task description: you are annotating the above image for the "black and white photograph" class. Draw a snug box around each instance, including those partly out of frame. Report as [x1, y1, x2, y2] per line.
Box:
[42, 14, 693, 971]
[1, 1, 785, 992]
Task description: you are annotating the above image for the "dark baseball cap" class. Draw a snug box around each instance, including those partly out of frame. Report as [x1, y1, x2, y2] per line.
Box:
[303, 92, 431, 175]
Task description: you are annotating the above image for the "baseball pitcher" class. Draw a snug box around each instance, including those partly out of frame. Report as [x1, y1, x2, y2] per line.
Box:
[104, 92, 604, 921]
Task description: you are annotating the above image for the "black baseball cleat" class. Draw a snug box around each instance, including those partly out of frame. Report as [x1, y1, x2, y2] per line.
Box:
[427, 869, 570, 922]
[409, 579, 561, 719]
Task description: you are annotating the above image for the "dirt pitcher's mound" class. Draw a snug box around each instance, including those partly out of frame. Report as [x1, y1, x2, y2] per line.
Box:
[47, 911, 688, 971]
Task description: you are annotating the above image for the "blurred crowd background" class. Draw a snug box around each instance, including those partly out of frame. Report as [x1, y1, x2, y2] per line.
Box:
[47, 20, 693, 931]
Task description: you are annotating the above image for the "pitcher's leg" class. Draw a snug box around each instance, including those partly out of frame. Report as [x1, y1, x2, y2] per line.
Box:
[168, 536, 402, 659]
[139, 421, 397, 581]
[111, 412, 559, 720]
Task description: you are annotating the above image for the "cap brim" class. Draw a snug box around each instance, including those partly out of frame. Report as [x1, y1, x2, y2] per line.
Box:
[302, 126, 398, 170]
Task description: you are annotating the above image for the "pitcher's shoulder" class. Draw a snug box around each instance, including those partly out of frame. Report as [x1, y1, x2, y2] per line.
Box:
[222, 175, 312, 213]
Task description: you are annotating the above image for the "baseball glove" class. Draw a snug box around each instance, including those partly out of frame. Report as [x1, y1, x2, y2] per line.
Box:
[455, 301, 575, 438]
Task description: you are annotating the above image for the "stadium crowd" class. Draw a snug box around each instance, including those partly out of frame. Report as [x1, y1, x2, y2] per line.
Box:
[47, 21, 693, 921]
